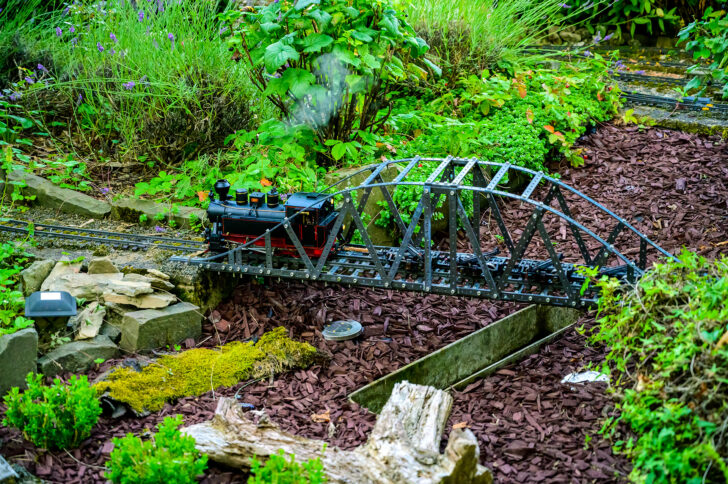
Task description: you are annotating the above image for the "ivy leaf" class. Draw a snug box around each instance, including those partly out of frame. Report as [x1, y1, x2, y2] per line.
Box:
[685, 77, 703, 91]
[343, 6, 359, 18]
[264, 42, 300, 73]
[294, 0, 320, 10]
[302, 33, 333, 53]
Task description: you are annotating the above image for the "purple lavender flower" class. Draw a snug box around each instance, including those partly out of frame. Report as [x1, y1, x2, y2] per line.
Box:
[110, 32, 117, 43]
[593, 32, 602, 43]
[122, 81, 136, 90]
[603, 33, 613, 41]
[635, 70, 646, 75]
[63, 6, 70, 15]
[37, 64, 48, 73]
[69, 25, 76, 33]
[558, 2, 571, 7]
[138, 10, 145, 22]
[583, 50, 592, 57]
[168, 33, 175, 42]
[56, 27, 63, 37]
[9, 92, 21, 102]
[154, 225, 165, 232]
[24, 77, 35, 84]
[76, 93, 83, 105]
[97, 42, 104, 52]
[71, 37, 78, 46]
[100, 187, 110, 195]
[110, 48, 116, 55]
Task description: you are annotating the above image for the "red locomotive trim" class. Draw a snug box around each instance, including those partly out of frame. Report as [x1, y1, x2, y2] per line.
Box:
[221, 233, 328, 257]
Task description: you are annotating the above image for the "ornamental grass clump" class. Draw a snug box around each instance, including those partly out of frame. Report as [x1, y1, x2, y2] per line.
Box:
[3, 373, 102, 450]
[95, 327, 317, 413]
[106, 415, 208, 484]
[589, 251, 728, 483]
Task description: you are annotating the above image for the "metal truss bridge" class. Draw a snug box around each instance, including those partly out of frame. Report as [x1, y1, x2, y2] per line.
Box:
[172, 157, 675, 308]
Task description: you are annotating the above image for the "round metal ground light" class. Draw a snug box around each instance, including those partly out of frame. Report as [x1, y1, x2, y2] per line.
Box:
[322, 320, 363, 341]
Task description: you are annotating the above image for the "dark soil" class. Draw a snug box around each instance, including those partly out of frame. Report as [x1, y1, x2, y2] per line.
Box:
[1, 123, 726, 483]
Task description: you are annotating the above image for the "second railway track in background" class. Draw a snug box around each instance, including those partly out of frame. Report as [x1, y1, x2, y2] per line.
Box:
[0, 218, 205, 253]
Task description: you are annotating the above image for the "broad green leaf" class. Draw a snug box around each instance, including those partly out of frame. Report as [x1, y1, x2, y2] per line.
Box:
[331, 142, 347, 161]
[684, 77, 703, 91]
[302, 33, 333, 53]
[343, 6, 359, 18]
[307, 9, 332, 29]
[282, 68, 316, 98]
[264, 42, 300, 73]
[294, 0, 319, 10]
[345, 74, 369, 93]
[332, 46, 360, 67]
[260, 22, 282, 34]
[351, 30, 373, 42]
[422, 57, 441, 77]
[263, 75, 290, 97]
[361, 53, 382, 69]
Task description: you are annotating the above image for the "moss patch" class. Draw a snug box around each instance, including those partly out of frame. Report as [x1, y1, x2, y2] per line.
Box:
[95, 327, 316, 412]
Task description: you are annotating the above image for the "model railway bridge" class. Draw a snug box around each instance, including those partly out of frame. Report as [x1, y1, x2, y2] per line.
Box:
[170, 157, 675, 308]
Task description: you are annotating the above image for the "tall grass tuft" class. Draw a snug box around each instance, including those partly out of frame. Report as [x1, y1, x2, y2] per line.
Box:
[12, 0, 267, 164]
[396, 0, 593, 74]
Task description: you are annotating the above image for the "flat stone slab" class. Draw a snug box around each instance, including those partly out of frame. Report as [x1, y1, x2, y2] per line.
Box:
[38, 335, 119, 377]
[45, 272, 124, 299]
[88, 257, 119, 274]
[6, 170, 111, 218]
[119, 302, 202, 352]
[111, 198, 205, 229]
[103, 291, 175, 309]
[0, 328, 38, 395]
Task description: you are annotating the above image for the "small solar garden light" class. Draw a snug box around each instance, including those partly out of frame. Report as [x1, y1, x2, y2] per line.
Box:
[24, 291, 77, 330]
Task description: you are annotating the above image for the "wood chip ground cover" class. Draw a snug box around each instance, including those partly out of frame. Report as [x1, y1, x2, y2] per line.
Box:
[0, 123, 727, 482]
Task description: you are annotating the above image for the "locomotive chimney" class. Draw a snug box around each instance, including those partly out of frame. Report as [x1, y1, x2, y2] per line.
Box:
[213, 179, 231, 201]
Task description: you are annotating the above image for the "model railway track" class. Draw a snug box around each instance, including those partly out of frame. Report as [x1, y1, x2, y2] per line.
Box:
[621, 90, 728, 114]
[0, 219, 205, 253]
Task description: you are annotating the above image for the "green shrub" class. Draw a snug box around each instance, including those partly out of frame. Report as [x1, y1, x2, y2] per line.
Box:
[678, 7, 728, 99]
[221, 0, 431, 163]
[248, 449, 327, 484]
[589, 251, 728, 483]
[106, 415, 208, 484]
[2, 373, 101, 450]
[0, 241, 34, 336]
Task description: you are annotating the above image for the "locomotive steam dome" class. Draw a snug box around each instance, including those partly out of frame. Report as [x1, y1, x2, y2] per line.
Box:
[214, 179, 231, 200]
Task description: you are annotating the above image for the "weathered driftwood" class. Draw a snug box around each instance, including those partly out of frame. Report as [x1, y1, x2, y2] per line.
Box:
[183, 381, 492, 484]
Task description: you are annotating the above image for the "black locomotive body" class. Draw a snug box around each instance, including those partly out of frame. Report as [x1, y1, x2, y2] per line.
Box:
[205, 179, 338, 256]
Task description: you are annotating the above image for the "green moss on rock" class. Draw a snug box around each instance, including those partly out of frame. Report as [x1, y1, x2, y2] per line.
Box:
[95, 327, 316, 412]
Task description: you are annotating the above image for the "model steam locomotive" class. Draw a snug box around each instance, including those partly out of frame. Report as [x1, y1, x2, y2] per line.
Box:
[205, 179, 339, 256]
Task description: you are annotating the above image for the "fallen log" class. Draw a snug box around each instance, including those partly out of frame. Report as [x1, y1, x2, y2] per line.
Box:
[183, 381, 492, 483]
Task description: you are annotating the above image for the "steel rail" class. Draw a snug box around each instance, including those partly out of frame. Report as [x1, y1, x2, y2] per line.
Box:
[0, 218, 205, 253]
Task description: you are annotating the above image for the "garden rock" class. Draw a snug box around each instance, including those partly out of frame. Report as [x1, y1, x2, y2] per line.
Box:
[0, 328, 38, 395]
[106, 279, 153, 297]
[40, 261, 82, 291]
[559, 31, 581, 44]
[124, 272, 174, 291]
[111, 198, 205, 229]
[146, 268, 170, 280]
[38, 335, 119, 377]
[119, 302, 202, 352]
[88, 257, 119, 274]
[100, 323, 122, 344]
[103, 291, 176, 309]
[5, 170, 111, 219]
[19, 259, 55, 296]
[44, 272, 123, 299]
[69, 302, 106, 340]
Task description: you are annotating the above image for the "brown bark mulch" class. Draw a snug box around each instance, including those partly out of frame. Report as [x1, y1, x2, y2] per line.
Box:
[1, 123, 726, 483]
